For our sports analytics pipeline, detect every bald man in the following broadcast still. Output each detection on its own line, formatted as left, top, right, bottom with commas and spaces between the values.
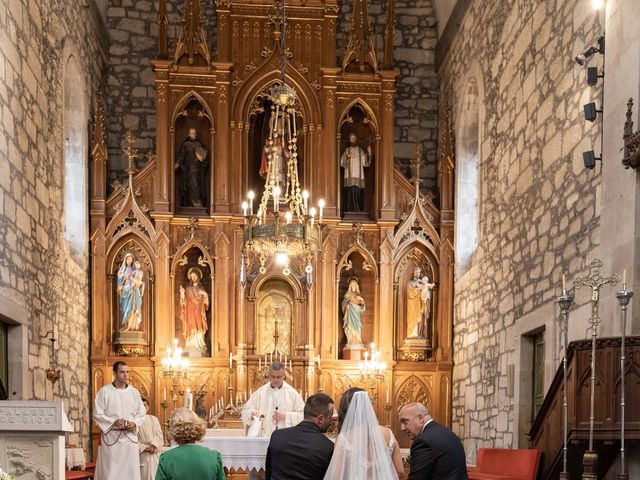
398, 402, 468, 480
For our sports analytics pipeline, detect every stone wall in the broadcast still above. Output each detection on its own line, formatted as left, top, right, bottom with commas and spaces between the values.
337, 0, 439, 190
105, 0, 217, 188
0, 0, 105, 451
439, 0, 602, 460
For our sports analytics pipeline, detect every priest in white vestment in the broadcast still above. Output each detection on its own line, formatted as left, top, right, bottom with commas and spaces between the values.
241, 361, 304, 437
94, 361, 146, 480
138, 397, 164, 480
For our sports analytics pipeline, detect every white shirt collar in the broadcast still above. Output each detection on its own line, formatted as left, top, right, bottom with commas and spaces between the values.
421, 418, 434, 434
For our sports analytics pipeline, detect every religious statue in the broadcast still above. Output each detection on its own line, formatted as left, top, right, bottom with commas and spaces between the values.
117, 253, 144, 331
340, 132, 372, 212
259, 116, 288, 188
342, 277, 365, 346
175, 127, 208, 208
183, 387, 193, 410
406, 268, 435, 338
179, 267, 209, 354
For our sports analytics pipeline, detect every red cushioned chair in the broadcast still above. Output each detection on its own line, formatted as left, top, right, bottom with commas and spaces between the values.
467, 448, 541, 480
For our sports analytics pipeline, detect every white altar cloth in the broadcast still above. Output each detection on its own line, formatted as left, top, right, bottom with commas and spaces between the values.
199, 436, 269, 472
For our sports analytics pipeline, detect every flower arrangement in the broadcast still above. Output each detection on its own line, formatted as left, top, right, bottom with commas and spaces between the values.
0, 467, 15, 480
46, 365, 62, 386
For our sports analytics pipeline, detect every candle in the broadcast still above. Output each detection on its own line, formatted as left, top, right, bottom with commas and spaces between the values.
623, 269, 627, 285
270, 352, 273, 364
242, 201, 248, 216
317, 354, 321, 369
318, 199, 325, 223
248, 190, 255, 215
562, 274, 566, 292
163, 388, 167, 401
302, 190, 309, 212
229, 353, 233, 369
244, 390, 247, 402
289, 359, 292, 371
386, 387, 389, 404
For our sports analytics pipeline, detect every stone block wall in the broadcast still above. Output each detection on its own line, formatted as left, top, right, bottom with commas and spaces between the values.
439, 0, 602, 460
338, 0, 439, 190
0, 0, 105, 451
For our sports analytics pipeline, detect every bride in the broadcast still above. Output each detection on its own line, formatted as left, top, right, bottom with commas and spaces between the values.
324, 388, 404, 479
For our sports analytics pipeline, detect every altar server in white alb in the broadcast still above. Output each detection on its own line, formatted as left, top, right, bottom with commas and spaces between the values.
94, 361, 146, 480
241, 361, 305, 437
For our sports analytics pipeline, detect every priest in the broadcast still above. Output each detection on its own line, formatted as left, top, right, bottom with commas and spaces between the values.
241, 361, 304, 437
94, 361, 146, 480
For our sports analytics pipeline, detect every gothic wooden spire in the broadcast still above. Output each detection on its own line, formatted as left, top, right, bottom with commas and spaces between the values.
383, 0, 395, 70
157, 0, 168, 59
174, 0, 211, 66
342, 0, 378, 73
91, 95, 108, 202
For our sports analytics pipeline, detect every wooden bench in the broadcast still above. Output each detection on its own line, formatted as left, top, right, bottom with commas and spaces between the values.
467, 448, 541, 480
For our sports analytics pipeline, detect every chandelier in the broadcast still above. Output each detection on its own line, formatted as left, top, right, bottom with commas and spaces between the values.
359, 343, 387, 379
240, 0, 324, 279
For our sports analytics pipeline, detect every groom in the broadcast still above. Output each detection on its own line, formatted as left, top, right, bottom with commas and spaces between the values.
265, 393, 335, 480
399, 402, 468, 479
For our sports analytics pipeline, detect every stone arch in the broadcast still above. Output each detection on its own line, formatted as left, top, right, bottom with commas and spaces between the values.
62, 47, 89, 260
454, 67, 484, 275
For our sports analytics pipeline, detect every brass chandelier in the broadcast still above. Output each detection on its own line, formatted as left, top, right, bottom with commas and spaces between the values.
240, 0, 324, 280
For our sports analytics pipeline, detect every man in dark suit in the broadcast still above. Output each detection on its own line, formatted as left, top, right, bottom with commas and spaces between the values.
399, 402, 468, 480
265, 393, 335, 480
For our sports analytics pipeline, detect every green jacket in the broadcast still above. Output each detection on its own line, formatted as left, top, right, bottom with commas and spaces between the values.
155, 444, 226, 480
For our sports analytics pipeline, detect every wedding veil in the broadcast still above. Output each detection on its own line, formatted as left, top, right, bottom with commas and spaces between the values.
323, 391, 397, 479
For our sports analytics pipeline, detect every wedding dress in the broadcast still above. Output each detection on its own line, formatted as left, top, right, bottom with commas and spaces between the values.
323, 391, 398, 479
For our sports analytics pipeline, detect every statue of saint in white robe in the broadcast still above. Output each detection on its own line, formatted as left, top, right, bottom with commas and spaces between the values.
94, 383, 146, 480
241, 381, 304, 436
138, 413, 163, 480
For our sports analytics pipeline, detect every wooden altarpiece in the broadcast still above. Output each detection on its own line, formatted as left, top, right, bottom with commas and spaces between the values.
89, 0, 456, 451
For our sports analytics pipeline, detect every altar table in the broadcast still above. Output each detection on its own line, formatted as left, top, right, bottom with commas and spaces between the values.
199, 436, 269, 472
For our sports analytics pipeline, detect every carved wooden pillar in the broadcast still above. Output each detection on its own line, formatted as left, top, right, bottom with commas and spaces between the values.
151, 60, 171, 213
379, 230, 395, 361
155, 224, 172, 354
379, 72, 398, 220
214, 64, 233, 213
320, 68, 340, 219
216, 1, 231, 62
157, 0, 168, 59
319, 236, 337, 359
215, 232, 231, 357
90, 230, 109, 356
323, 3, 339, 67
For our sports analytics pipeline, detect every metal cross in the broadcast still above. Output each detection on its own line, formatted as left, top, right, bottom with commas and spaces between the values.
574, 258, 619, 331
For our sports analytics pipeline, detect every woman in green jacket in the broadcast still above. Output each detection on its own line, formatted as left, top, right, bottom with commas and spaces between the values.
156, 408, 225, 480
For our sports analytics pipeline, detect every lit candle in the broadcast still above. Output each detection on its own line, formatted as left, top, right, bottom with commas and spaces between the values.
317, 354, 321, 369
309, 207, 316, 227
289, 359, 292, 371
229, 353, 233, 369
163, 388, 167, 402
562, 274, 566, 292
302, 190, 309, 212
285, 211, 293, 224
318, 199, 325, 223
274, 186, 281, 212
248, 190, 255, 215
244, 390, 247, 402
242, 201, 248, 216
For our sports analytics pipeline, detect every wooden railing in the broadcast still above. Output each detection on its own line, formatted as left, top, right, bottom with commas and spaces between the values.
529, 336, 640, 479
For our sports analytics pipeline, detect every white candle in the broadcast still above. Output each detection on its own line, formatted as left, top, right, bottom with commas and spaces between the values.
318, 199, 325, 222
623, 269, 627, 285
302, 190, 309, 212
248, 191, 255, 215
289, 359, 292, 371
562, 274, 566, 292
163, 388, 167, 401
229, 353, 233, 369
317, 354, 321, 369
242, 201, 248, 216
244, 390, 247, 402
270, 352, 273, 364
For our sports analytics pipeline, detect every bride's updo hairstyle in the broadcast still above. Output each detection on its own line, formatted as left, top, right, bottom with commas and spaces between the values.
337, 386, 365, 433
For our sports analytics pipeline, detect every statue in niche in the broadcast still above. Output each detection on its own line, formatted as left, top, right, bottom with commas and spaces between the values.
259, 116, 288, 188
175, 127, 208, 208
340, 132, 372, 212
406, 267, 435, 338
117, 253, 145, 332
342, 277, 365, 346
179, 267, 209, 354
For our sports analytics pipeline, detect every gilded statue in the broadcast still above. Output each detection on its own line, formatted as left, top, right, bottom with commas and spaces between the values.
406, 267, 435, 338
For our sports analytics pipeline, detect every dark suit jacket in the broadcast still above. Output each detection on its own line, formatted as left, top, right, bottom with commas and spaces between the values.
265, 420, 334, 480
408, 421, 468, 480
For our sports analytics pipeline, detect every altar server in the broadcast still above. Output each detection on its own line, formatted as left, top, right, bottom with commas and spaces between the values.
94, 361, 146, 480
241, 361, 305, 437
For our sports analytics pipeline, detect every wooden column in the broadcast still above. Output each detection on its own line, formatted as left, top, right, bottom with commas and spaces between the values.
320, 68, 340, 219
379, 72, 399, 220
151, 60, 171, 213
214, 64, 233, 213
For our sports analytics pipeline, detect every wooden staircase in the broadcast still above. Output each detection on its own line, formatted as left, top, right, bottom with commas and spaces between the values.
528, 337, 640, 479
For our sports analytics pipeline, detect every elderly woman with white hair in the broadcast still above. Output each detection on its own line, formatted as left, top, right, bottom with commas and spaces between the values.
155, 408, 225, 480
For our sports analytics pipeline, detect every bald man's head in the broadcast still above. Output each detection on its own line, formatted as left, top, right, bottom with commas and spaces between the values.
398, 402, 431, 440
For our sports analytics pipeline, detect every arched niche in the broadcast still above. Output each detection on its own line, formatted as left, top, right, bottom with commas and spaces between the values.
247, 81, 305, 201
172, 93, 213, 214
246, 273, 306, 356
107, 236, 155, 355
337, 249, 377, 358
337, 101, 379, 219
393, 245, 439, 351
171, 243, 213, 357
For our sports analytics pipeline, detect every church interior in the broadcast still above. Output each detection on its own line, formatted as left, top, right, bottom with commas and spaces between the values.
1, 0, 639, 478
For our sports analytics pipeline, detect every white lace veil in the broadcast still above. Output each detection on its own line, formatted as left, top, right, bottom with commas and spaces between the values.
323, 391, 398, 479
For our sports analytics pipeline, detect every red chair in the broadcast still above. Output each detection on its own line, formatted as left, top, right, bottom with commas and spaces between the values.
64, 472, 93, 480
467, 448, 541, 480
